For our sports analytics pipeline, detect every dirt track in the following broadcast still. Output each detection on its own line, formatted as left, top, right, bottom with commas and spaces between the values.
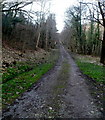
2, 45, 103, 119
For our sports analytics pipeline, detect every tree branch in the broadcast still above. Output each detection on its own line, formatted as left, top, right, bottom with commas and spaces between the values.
1, 1, 32, 12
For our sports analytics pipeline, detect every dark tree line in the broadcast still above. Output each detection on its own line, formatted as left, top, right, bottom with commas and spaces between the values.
1, 0, 58, 51
61, 0, 105, 64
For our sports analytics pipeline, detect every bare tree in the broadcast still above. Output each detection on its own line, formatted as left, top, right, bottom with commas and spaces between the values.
80, 0, 105, 64
35, 0, 51, 50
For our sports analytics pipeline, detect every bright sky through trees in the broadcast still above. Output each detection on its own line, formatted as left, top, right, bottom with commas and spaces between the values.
50, 0, 77, 32
5, 0, 96, 32
5, 0, 77, 32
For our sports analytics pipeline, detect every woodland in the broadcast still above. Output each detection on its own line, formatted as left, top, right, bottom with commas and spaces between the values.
1, 0, 105, 118
61, 0, 105, 65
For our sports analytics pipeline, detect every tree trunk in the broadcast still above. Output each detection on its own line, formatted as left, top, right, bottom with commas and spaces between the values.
100, 28, 105, 64
45, 29, 48, 50
36, 32, 40, 50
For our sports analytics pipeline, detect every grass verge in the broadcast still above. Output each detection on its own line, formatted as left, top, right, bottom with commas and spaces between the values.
3, 64, 33, 83
76, 56, 105, 111
76, 59, 105, 84
2, 49, 59, 109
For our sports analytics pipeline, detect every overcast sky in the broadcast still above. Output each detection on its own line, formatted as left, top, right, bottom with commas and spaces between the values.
50, 0, 78, 32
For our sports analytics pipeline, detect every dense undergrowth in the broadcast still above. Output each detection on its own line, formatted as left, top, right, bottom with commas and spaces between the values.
2, 49, 59, 109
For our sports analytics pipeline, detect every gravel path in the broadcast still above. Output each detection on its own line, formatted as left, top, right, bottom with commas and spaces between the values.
2, 45, 103, 119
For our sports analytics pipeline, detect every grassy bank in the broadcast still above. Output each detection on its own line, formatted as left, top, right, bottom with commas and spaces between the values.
2, 49, 59, 109
76, 56, 105, 84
